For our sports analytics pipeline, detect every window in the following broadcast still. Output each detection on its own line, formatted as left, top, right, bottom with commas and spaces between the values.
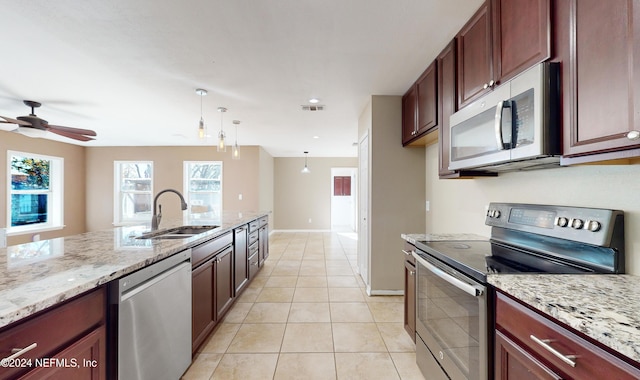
184, 161, 222, 220
7, 151, 64, 235
334, 176, 352, 196
114, 162, 153, 224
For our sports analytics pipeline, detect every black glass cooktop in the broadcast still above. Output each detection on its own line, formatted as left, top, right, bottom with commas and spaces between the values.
413, 239, 600, 283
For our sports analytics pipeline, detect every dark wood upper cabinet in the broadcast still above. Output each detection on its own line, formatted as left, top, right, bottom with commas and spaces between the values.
437, 40, 458, 177
556, 0, 640, 163
457, 0, 550, 108
402, 61, 438, 146
457, 2, 493, 108
416, 62, 438, 136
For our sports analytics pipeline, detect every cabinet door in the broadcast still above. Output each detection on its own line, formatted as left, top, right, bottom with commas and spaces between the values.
457, 1, 493, 108
192, 259, 215, 353
402, 85, 418, 145
495, 330, 562, 380
437, 40, 458, 177
558, 0, 640, 158
234, 226, 248, 295
403, 259, 416, 342
20, 326, 106, 380
492, 0, 550, 84
259, 225, 269, 265
215, 246, 234, 320
416, 61, 438, 136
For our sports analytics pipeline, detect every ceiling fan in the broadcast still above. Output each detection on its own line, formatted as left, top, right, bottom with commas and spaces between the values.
0, 100, 97, 141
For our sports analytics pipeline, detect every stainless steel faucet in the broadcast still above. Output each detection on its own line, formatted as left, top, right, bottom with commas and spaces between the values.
151, 189, 188, 230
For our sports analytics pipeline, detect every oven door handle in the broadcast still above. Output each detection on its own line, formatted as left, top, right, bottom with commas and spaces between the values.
412, 252, 484, 297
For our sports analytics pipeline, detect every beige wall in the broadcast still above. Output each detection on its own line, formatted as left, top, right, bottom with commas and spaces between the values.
85, 145, 268, 231
360, 95, 426, 293
273, 156, 358, 230
424, 144, 640, 275
0, 131, 86, 245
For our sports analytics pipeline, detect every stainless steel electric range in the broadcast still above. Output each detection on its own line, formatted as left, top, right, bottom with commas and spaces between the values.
411, 203, 625, 380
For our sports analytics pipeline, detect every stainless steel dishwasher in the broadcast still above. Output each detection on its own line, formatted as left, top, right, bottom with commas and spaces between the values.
110, 249, 192, 380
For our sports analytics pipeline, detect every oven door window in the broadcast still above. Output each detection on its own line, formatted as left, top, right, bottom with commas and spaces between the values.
416, 256, 487, 380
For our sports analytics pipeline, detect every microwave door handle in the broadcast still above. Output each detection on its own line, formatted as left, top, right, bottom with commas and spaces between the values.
412, 252, 484, 297
494, 100, 510, 150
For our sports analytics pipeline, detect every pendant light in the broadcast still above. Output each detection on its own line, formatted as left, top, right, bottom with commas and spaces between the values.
232, 120, 241, 160
196, 88, 207, 139
301, 151, 310, 173
217, 107, 227, 152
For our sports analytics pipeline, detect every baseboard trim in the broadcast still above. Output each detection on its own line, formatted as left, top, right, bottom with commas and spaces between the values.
367, 289, 404, 296
270, 229, 332, 233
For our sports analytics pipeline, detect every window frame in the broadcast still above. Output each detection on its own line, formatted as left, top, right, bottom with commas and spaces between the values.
183, 161, 223, 221
113, 161, 154, 225
6, 150, 64, 236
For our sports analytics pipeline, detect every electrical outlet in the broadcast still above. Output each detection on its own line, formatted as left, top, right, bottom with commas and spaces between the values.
0, 228, 6, 248
238, 193, 243, 200
308, 218, 312, 224
425, 201, 430, 211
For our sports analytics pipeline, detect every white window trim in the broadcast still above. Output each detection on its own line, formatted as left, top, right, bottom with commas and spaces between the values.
113, 161, 154, 226
183, 161, 223, 223
6, 150, 64, 236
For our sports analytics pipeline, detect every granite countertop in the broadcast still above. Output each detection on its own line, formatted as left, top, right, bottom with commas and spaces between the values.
489, 274, 640, 363
401, 233, 488, 245
0, 211, 269, 329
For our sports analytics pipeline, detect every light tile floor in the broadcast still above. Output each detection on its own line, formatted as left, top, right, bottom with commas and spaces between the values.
182, 231, 425, 380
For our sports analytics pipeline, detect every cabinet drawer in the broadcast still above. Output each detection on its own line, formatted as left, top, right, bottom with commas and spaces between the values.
0, 287, 105, 379
403, 242, 416, 266
259, 216, 268, 227
248, 252, 260, 279
192, 232, 233, 267
248, 230, 259, 246
495, 291, 640, 379
248, 219, 260, 233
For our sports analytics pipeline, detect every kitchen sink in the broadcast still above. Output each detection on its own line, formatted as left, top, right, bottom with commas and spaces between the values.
136, 225, 218, 240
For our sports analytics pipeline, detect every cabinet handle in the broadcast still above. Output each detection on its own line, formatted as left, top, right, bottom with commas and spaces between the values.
489, 79, 495, 87
409, 270, 415, 276
401, 249, 413, 256
627, 130, 640, 140
4, 343, 37, 361
530, 335, 577, 367
251, 261, 259, 266
483, 83, 489, 89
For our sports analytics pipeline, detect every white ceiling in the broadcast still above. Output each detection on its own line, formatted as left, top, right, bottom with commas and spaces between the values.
0, 0, 482, 157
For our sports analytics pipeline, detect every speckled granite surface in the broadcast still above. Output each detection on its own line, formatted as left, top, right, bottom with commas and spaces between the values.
0, 211, 268, 329
401, 233, 487, 244
489, 274, 640, 363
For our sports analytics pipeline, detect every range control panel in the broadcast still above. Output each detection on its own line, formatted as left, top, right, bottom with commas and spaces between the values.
485, 203, 624, 247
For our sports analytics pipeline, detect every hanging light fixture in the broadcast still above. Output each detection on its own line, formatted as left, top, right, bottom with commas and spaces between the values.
196, 88, 207, 140
301, 151, 310, 173
232, 120, 241, 160
217, 107, 227, 152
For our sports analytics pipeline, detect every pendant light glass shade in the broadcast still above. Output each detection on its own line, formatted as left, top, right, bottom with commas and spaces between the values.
196, 88, 207, 140
217, 107, 227, 152
232, 120, 241, 160
301, 151, 310, 173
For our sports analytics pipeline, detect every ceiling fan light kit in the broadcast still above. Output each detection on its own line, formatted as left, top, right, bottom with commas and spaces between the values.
0, 100, 97, 142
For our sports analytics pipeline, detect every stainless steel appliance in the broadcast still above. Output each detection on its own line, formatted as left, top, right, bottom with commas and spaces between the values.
449, 62, 560, 172
412, 203, 625, 380
110, 249, 192, 380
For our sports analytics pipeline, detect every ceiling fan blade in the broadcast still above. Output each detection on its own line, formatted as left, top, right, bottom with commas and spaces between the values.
0, 115, 32, 126
0, 123, 18, 132
47, 124, 97, 137
48, 128, 95, 142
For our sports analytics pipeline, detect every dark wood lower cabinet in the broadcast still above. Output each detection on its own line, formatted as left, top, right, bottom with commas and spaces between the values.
215, 246, 234, 320
191, 258, 215, 353
0, 287, 106, 380
234, 226, 249, 295
495, 291, 640, 379
403, 256, 416, 342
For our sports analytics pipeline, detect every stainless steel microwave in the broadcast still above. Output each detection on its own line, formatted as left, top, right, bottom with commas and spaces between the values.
448, 62, 560, 172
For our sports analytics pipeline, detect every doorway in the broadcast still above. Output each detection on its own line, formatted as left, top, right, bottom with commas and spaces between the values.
330, 167, 357, 232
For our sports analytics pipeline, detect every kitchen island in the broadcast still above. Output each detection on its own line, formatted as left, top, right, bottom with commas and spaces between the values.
0, 211, 269, 329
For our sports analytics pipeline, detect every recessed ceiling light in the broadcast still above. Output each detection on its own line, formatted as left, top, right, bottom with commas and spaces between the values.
313, 136, 320, 139
309, 98, 320, 104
